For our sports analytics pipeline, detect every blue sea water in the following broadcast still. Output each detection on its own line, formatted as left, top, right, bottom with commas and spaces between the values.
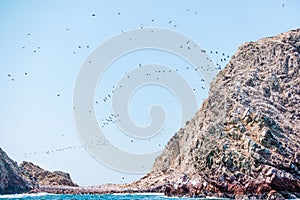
0, 193, 227, 200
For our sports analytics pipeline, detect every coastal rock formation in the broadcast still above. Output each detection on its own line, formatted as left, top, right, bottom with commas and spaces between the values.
0, 148, 33, 194
19, 161, 78, 187
132, 28, 300, 199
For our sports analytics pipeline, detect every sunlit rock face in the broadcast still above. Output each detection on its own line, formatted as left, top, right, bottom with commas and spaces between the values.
19, 161, 78, 187
131, 28, 300, 199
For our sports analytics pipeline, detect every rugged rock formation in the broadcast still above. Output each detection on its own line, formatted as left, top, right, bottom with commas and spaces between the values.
0, 148, 33, 194
19, 161, 78, 187
132, 28, 300, 199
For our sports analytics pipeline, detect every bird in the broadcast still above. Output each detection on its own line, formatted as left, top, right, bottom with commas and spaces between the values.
92, 13, 96, 17
118, 12, 121, 15
168, 20, 172, 24
25, 72, 28, 75
57, 94, 60, 97
8, 74, 11, 77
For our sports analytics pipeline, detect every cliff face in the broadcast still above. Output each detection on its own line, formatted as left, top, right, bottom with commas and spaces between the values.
0, 148, 78, 194
19, 161, 78, 187
133, 29, 300, 199
0, 148, 33, 194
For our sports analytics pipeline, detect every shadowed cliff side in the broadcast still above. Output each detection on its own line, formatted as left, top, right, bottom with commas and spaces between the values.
0, 148, 33, 194
131, 28, 300, 199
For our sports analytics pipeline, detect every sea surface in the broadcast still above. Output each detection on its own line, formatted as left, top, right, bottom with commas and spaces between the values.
0, 193, 228, 200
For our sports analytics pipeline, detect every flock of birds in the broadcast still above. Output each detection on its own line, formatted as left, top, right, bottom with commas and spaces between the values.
8, 9, 233, 157
7, 8, 233, 139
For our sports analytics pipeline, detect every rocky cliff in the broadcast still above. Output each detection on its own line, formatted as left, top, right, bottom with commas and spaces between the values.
0, 148, 78, 194
0, 148, 33, 194
132, 29, 300, 199
19, 161, 78, 187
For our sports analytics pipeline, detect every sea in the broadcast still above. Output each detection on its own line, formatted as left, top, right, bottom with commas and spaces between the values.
0, 193, 228, 200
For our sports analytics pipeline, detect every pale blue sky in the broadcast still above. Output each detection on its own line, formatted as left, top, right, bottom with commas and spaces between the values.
0, 0, 299, 186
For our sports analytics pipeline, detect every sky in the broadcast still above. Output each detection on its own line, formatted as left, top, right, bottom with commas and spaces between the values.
0, 0, 299, 186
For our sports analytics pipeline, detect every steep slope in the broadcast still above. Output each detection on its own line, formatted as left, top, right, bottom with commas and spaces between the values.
132, 29, 300, 199
19, 161, 78, 187
0, 148, 33, 194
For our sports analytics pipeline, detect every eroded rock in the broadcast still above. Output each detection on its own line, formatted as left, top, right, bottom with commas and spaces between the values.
131, 28, 300, 199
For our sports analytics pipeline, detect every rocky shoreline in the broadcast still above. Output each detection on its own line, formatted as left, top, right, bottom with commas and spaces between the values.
28, 184, 164, 195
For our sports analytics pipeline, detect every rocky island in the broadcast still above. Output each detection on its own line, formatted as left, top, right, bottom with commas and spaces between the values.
130, 28, 300, 199
0, 148, 77, 195
1, 28, 300, 199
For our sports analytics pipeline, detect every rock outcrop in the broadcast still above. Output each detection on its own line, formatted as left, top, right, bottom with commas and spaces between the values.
0, 147, 78, 194
132, 28, 300, 199
19, 161, 78, 187
0, 148, 33, 194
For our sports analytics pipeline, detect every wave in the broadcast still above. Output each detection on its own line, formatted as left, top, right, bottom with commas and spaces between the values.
0, 193, 54, 199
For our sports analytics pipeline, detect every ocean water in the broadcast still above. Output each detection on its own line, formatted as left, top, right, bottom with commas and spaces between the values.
0, 193, 227, 200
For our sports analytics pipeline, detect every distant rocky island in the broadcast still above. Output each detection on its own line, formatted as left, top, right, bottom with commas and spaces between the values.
0, 148, 77, 195
1, 28, 300, 199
